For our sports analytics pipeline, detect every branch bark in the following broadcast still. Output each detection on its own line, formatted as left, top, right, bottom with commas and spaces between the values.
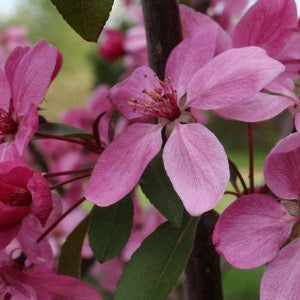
141, 0, 182, 79
185, 211, 223, 300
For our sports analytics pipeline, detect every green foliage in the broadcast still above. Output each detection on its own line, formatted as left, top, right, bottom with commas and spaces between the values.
88, 195, 133, 263
140, 153, 184, 227
115, 215, 198, 300
223, 266, 264, 300
50, 0, 114, 42
58, 214, 92, 278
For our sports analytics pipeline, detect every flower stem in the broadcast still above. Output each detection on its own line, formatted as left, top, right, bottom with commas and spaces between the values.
35, 132, 101, 153
37, 197, 86, 243
50, 173, 91, 190
247, 123, 255, 193
224, 191, 240, 197
228, 159, 248, 194
44, 167, 94, 178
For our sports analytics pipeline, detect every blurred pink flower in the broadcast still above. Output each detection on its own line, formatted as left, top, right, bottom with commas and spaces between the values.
98, 29, 126, 62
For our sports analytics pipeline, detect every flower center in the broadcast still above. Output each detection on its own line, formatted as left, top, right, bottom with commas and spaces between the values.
128, 80, 181, 120
0, 109, 18, 135
0, 182, 32, 207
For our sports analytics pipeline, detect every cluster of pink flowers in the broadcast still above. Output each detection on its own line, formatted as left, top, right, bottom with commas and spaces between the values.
1, 0, 300, 298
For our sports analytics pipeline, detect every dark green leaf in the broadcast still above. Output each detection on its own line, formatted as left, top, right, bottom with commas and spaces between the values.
88, 195, 133, 263
115, 215, 198, 300
58, 214, 92, 278
38, 122, 93, 139
140, 153, 184, 227
50, 0, 114, 42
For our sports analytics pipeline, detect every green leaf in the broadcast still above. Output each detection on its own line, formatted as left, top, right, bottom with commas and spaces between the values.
50, 0, 114, 42
38, 122, 93, 139
115, 215, 198, 300
88, 195, 133, 263
140, 153, 184, 227
58, 213, 92, 278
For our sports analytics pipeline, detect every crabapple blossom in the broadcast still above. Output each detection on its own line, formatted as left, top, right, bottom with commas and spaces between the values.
216, 0, 300, 123
0, 40, 62, 161
213, 132, 300, 300
0, 161, 52, 251
85, 26, 285, 216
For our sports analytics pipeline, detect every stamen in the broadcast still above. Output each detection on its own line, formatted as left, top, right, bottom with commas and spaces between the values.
128, 79, 180, 120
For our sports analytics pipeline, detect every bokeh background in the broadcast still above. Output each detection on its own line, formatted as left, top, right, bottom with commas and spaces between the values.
0, 1, 298, 299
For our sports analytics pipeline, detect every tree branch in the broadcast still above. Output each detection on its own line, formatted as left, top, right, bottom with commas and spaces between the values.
141, 0, 182, 79
185, 211, 223, 300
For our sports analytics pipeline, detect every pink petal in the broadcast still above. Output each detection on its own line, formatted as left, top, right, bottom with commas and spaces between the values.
214, 92, 292, 122
0, 203, 30, 230
11, 41, 60, 115
260, 238, 300, 300
0, 142, 21, 162
27, 172, 52, 226
165, 24, 218, 99
34, 271, 102, 300
14, 104, 39, 155
109, 66, 160, 120
0, 225, 21, 250
163, 122, 229, 216
5, 46, 30, 83
265, 132, 300, 199
0, 69, 11, 112
212, 194, 296, 269
187, 47, 285, 110
233, 0, 297, 57
295, 112, 300, 132
179, 4, 232, 54
85, 123, 163, 206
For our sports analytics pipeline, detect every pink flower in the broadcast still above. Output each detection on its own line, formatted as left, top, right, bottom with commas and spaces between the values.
209, 0, 249, 30
98, 29, 126, 62
216, 0, 300, 123
213, 132, 300, 300
0, 161, 52, 251
0, 260, 102, 299
0, 40, 62, 161
85, 27, 284, 216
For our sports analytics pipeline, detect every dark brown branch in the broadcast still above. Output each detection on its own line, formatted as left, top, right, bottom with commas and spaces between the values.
185, 210, 223, 300
193, 0, 211, 13
141, 0, 182, 79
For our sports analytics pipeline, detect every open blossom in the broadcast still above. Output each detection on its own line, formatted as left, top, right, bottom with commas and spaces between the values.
0, 161, 52, 251
85, 26, 284, 216
216, 0, 300, 124
213, 132, 300, 300
0, 247, 102, 300
0, 40, 62, 161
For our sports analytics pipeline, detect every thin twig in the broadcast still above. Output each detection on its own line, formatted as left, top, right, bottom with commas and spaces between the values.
228, 159, 248, 194
37, 197, 86, 243
44, 167, 94, 178
50, 173, 91, 190
247, 123, 255, 193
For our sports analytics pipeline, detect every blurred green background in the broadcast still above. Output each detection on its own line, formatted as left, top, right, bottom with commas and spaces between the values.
0, 1, 294, 299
